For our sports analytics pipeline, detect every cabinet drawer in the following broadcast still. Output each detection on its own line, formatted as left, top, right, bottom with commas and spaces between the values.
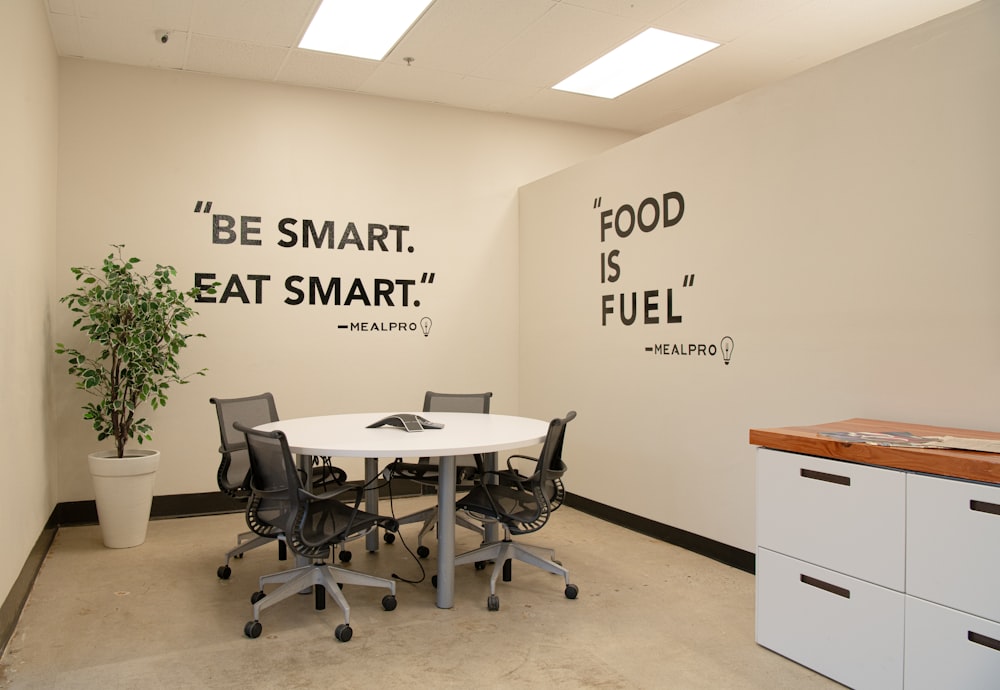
756, 548, 904, 690
756, 448, 905, 589
907, 473, 1000, 622
904, 596, 1000, 690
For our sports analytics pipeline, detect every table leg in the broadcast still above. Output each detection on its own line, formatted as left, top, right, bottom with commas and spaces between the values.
483, 451, 498, 544
436, 454, 456, 609
365, 457, 379, 552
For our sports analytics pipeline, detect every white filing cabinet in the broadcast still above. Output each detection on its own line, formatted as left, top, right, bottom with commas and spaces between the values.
755, 447, 1000, 689
904, 473, 1000, 689
756, 448, 906, 689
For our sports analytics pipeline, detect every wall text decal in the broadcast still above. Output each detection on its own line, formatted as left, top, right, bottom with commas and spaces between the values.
595, 191, 734, 364
598, 191, 686, 326
188, 201, 437, 335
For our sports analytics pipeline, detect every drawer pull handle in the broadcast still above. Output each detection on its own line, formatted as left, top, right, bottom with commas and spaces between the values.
970, 499, 1000, 516
968, 631, 1000, 653
800, 574, 851, 599
800, 468, 851, 486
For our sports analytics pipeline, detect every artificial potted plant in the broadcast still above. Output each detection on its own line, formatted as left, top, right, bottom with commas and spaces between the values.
56, 245, 212, 548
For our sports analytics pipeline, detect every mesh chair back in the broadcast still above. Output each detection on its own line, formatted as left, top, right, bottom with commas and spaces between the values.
423, 391, 492, 467
210, 393, 279, 496
537, 410, 574, 498
422, 390, 492, 414
235, 423, 301, 539
509, 410, 575, 534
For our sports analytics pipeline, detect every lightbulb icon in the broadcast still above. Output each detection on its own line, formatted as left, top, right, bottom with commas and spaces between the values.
420, 317, 432, 337
720, 336, 734, 365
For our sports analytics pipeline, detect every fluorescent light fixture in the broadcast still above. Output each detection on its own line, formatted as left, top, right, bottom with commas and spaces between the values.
299, 0, 434, 61
553, 28, 719, 99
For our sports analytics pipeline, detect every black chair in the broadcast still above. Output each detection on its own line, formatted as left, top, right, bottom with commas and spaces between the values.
454, 411, 579, 611
210, 393, 347, 579
210, 393, 286, 579
235, 422, 398, 642
383, 391, 493, 557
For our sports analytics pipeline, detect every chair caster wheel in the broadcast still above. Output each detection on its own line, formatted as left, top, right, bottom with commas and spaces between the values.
335, 623, 353, 642
474, 560, 486, 571
487, 594, 500, 611
339, 550, 352, 563
417, 545, 430, 559
250, 590, 266, 604
244, 620, 262, 638
565, 584, 579, 599
383, 532, 396, 544
431, 575, 437, 588
217, 565, 231, 580
382, 595, 397, 611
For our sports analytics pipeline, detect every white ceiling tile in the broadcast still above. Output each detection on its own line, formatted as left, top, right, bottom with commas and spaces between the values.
278, 50, 379, 92
391, 0, 554, 73
76, 0, 195, 28
472, 2, 643, 86
190, 0, 315, 45
185, 35, 288, 82
562, 0, 687, 23
654, 0, 809, 42
77, 16, 186, 69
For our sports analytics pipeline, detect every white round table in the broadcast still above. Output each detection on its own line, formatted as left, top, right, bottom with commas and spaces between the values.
256, 412, 549, 608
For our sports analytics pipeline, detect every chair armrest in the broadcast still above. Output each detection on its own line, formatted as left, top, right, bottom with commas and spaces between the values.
497, 454, 539, 487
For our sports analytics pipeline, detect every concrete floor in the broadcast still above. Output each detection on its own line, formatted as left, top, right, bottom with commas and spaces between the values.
0, 496, 839, 689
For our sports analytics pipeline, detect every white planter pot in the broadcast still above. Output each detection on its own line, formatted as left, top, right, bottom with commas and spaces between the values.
87, 449, 160, 548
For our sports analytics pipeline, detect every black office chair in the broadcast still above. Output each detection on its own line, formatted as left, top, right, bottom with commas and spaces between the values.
210, 393, 348, 579
383, 391, 493, 558
454, 411, 579, 611
235, 422, 398, 642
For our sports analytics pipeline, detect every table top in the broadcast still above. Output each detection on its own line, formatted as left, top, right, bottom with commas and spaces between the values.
749, 417, 1000, 485
256, 412, 550, 457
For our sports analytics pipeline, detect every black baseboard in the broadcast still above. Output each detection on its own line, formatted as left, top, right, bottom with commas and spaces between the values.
46, 479, 426, 529
0, 526, 55, 658
46, 492, 244, 528
564, 493, 755, 574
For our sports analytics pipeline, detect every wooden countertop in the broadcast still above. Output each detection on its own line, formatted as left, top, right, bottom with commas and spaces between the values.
749, 418, 1000, 485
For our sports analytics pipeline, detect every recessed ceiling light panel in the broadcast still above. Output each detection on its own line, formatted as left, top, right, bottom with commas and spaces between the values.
553, 28, 719, 99
299, 0, 434, 61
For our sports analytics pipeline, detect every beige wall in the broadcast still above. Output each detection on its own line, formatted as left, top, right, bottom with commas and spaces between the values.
0, 0, 59, 605
51, 60, 633, 502
519, 0, 1000, 551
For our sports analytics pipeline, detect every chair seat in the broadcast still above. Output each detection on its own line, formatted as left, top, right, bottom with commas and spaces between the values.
457, 484, 543, 529
293, 494, 392, 559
